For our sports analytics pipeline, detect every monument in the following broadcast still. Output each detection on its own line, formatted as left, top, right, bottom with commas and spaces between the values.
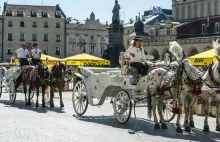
106, 0, 124, 67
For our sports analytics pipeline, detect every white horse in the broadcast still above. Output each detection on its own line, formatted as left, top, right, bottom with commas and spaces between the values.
136, 41, 202, 133
184, 39, 220, 132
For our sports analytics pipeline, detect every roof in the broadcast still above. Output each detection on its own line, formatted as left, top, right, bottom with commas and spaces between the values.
3, 3, 65, 18
162, 9, 172, 15
67, 20, 107, 31
63, 53, 107, 61
145, 14, 167, 25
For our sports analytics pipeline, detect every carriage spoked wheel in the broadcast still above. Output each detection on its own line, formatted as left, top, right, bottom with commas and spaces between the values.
72, 80, 88, 116
162, 99, 176, 122
0, 81, 2, 98
9, 80, 16, 104
113, 90, 132, 124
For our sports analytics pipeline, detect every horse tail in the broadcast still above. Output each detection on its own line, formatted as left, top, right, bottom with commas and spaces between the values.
147, 86, 152, 119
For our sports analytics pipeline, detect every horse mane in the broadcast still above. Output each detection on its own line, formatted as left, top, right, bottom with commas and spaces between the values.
169, 41, 183, 61
213, 39, 220, 57
183, 62, 200, 80
51, 62, 66, 79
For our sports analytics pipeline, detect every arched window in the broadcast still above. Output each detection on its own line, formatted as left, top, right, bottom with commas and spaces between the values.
17, 10, 24, 16
215, 0, 218, 15
42, 11, 48, 17
194, 4, 197, 18
182, 6, 185, 20
176, 7, 179, 20
201, 3, 204, 17
31, 10, 37, 17
188, 5, 191, 19
7, 9, 13, 16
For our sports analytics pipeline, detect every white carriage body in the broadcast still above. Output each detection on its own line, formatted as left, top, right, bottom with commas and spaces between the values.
75, 66, 141, 106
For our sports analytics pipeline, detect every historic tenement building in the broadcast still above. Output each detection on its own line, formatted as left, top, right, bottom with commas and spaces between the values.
2, 3, 66, 62
0, 15, 2, 62
172, 0, 220, 22
66, 12, 108, 57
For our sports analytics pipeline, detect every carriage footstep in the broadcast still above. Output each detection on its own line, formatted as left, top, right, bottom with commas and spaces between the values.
128, 129, 136, 134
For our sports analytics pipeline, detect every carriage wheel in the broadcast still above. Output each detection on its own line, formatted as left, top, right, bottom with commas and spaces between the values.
113, 90, 132, 124
9, 80, 16, 104
72, 80, 88, 116
162, 99, 175, 122
0, 81, 2, 98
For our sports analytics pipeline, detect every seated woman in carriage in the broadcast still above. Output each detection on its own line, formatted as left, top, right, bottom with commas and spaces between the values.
125, 36, 149, 77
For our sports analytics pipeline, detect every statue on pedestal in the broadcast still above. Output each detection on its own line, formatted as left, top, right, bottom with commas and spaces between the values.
112, 0, 120, 23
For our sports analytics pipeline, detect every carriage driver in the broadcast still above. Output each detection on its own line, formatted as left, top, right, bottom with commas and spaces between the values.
15, 43, 29, 67
30, 43, 42, 65
125, 36, 149, 77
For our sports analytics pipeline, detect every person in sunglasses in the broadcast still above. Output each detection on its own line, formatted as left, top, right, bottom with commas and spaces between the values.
30, 43, 42, 65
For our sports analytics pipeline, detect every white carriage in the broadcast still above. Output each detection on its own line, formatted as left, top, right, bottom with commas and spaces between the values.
72, 53, 175, 124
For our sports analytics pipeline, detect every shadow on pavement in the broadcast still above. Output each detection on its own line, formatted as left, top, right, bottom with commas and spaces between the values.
0, 99, 66, 114
76, 115, 220, 142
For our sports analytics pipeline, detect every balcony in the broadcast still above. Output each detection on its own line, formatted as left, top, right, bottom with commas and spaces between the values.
20, 39, 25, 41
8, 24, 13, 27
56, 26, 60, 28
90, 39, 95, 43
44, 39, 49, 41
32, 39, 37, 41
56, 40, 61, 42
44, 25, 48, 28
8, 39, 13, 41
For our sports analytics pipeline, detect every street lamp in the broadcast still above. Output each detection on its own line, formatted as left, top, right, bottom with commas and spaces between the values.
77, 37, 87, 53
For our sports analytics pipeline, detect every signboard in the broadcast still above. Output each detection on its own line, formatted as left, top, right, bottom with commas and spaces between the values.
188, 57, 216, 66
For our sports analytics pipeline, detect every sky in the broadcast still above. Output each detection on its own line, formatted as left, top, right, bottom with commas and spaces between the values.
0, 0, 172, 23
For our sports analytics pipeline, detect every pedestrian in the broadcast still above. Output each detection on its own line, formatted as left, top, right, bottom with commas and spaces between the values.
125, 36, 149, 77
30, 43, 42, 65
15, 43, 29, 67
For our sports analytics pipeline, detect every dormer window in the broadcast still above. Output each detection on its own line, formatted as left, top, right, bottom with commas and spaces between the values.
17, 10, 24, 16
6, 9, 13, 16
55, 11, 61, 18
31, 10, 37, 17
42, 11, 48, 17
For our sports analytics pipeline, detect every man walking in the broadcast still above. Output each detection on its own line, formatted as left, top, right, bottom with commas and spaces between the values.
30, 43, 42, 65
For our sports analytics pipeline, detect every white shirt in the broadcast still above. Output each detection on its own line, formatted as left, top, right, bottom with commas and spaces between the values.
125, 46, 147, 63
16, 48, 29, 58
31, 48, 41, 59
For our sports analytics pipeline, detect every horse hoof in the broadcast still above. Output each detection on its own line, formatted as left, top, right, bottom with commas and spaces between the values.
42, 104, 46, 108
25, 102, 31, 106
50, 104, 54, 108
216, 125, 220, 132
162, 123, 168, 129
185, 126, 191, 133
154, 124, 160, 129
189, 122, 195, 128
203, 125, 209, 132
60, 104, 64, 108
35, 104, 39, 108
176, 126, 183, 133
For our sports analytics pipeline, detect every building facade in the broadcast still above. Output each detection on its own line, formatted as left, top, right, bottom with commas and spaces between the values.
66, 12, 108, 57
2, 3, 66, 62
0, 15, 2, 62
172, 0, 220, 22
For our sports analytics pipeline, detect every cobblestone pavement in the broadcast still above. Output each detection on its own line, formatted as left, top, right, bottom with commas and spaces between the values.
0, 90, 219, 142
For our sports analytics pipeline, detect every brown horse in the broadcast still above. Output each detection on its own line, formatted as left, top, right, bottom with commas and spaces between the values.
49, 62, 67, 108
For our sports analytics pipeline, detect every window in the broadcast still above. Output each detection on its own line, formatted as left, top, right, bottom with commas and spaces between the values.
8, 21, 13, 27
202, 24, 206, 34
7, 46, 13, 55
32, 34, 37, 41
91, 36, 94, 40
44, 47, 48, 54
215, 1, 218, 15
44, 22, 49, 27
44, 34, 49, 41
182, 6, 185, 20
31, 10, 37, 17
194, 5, 197, 18
17, 10, 24, 16
42, 11, 48, 17
20, 21, 25, 27
156, 29, 159, 37
8, 33, 12, 41
188, 5, 191, 19
55, 11, 61, 18
20, 33, 25, 41
32, 22, 37, 27
101, 46, 104, 54
101, 36, 105, 41
71, 45, 75, 53
201, 3, 204, 17
167, 27, 170, 35
90, 46, 95, 54
6, 9, 13, 16
56, 22, 60, 28
216, 22, 220, 33
127, 30, 129, 34
56, 47, 60, 55
56, 35, 61, 42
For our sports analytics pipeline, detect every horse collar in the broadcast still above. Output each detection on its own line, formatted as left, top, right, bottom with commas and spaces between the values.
208, 65, 220, 86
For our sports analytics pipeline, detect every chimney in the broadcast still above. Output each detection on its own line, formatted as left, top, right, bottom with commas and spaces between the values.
106, 21, 108, 25
136, 16, 138, 21
142, 15, 145, 21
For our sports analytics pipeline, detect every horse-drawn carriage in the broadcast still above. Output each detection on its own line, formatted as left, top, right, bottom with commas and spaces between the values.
72, 52, 176, 124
